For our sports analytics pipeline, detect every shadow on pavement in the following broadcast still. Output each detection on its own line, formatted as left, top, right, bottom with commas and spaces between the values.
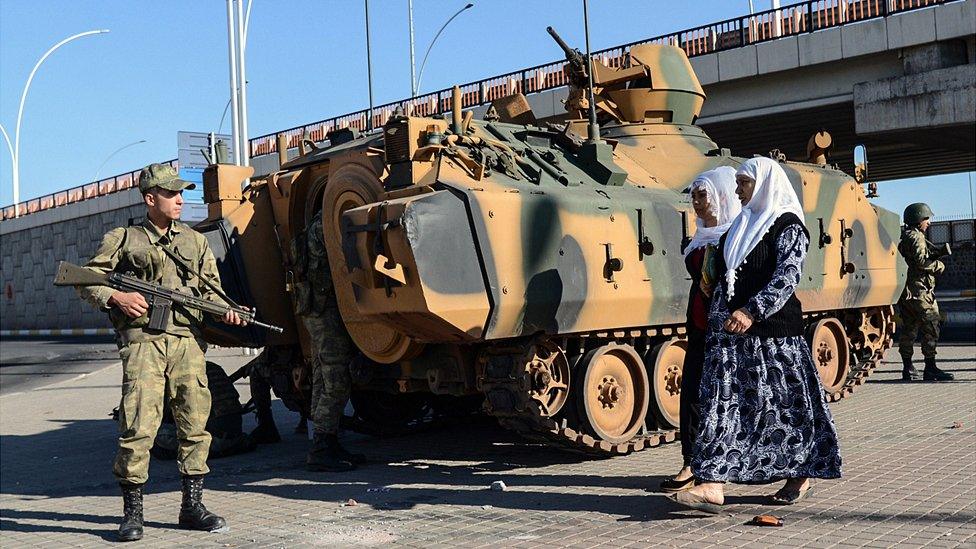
0, 509, 175, 541
0, 405, 697, 523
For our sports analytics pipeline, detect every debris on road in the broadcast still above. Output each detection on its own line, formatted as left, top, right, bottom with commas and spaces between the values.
747, 515, 784, 527
489, 480, 507, 491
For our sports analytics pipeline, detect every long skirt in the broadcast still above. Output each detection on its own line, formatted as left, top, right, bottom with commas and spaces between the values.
691, 331, 842, 484
679, 327, 705, 467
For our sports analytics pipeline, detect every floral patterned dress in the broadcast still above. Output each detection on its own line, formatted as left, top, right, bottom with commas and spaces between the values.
691, 225, 842, 483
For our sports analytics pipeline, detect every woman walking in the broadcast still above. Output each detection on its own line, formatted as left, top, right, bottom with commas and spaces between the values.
660, 166, 740, 493
672, 157, 842, 514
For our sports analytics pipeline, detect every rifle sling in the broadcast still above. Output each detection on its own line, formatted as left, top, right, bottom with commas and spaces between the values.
153, 238, 241, 310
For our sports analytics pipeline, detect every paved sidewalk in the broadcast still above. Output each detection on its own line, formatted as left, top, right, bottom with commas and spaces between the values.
1, 343, 974, 548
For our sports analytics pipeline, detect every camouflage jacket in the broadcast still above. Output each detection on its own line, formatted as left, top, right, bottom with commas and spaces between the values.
78, 217, 228, 341
290, 215, 337, 315
897, 226, 944, 301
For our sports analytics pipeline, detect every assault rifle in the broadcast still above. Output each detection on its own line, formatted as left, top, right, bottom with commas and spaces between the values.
53, 261, 283, 334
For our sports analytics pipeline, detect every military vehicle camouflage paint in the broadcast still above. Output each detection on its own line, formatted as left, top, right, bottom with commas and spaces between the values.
205, 39, 904, 454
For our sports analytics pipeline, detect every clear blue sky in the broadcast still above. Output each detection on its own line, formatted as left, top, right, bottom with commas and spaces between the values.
1, 0, 973, 219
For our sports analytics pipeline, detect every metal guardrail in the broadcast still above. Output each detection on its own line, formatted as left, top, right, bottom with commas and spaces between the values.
928, 218, 976, 245
1, 0, 954, 221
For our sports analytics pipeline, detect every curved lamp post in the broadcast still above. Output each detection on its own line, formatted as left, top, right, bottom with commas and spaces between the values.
93, 139, 147, 184
1, 29, 109, 216
413, 3, 474, 96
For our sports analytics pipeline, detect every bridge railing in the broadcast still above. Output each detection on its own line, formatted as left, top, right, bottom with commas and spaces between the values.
2, 0, 955, 221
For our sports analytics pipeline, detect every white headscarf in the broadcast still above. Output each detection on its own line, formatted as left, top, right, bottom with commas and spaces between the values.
684, 166, 741, 258
723, 157, 805, 298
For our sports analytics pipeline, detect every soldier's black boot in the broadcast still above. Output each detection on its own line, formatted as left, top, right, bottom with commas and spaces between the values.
923, 357, 954, 381
250, 408, 281, 444
330, 434, 367, 465
306, 433, 356, 472
118, 483, 144, 542
178, 475, 226, 531
901, 356, 921, 381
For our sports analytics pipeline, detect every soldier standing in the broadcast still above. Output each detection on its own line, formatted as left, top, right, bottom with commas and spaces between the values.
78, 163, 245, 541
294, 214, 365, 471
897, 202, 953, 382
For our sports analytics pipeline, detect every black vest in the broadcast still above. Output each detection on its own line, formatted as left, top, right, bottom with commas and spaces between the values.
717, 213, 808, 338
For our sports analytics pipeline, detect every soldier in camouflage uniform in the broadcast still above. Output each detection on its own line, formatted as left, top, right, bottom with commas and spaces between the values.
897, 202, 953, 382
294, 214, 365, 471
78, 164, 245, 541
246, 346, 310, 444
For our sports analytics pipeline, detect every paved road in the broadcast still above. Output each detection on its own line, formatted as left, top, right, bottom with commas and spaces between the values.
0, 335, 974, 547
0, 336, 118, 397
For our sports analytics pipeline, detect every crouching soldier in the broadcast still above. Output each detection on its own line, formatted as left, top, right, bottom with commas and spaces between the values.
77, 163, 246, 541
897, 202, 953, 382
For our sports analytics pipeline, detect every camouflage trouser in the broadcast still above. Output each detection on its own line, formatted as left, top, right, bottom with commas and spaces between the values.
898, 295, 941, 360
114, 334, 211, 485
302, 307, 354, 435
247, 349, 274, 415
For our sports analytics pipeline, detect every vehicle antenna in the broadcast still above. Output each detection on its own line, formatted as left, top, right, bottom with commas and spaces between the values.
582, 0, 600, 143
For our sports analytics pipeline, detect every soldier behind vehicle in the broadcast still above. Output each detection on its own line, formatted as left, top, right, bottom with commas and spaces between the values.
76, 163, 246, 541
292, 214, 366, 471
897, 202, 954, 382
246, 346, 311, 443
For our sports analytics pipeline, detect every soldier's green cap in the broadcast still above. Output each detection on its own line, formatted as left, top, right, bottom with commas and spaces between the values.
138, 163, 196, 193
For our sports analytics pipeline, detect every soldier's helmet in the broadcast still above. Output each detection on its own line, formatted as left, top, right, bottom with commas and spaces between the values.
903, 202, 934, 227
138, 163, 196, 194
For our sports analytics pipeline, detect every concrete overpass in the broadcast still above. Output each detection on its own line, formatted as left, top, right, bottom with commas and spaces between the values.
694, 0, 975, 181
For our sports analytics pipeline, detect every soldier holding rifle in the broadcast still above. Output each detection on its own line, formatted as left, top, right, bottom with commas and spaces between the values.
897, 202, 954, 382
72, 163, 246, 542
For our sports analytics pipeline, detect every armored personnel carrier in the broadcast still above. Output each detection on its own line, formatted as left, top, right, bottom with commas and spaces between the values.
198, 30, 903, 455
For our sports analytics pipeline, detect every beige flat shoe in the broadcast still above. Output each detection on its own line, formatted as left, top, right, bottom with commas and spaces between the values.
670, 491, 723, 514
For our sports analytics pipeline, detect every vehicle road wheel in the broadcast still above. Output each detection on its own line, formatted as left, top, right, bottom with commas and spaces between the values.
807, 318, 850, 394
647, 338, 686, 430
576, 343, 649, 445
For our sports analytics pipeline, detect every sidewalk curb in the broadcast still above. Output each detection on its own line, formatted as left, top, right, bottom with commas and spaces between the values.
1, 328, 114, 337
936, 289, 976, 298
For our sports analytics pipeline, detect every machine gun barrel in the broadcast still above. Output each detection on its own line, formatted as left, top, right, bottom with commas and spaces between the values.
546, 26, 588, 84
546, 26, 576, 59
53, 261, 284, 333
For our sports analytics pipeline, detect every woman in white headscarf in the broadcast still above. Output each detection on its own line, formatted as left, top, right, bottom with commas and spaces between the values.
672, 157, 841, 514
660, 166, 740, 493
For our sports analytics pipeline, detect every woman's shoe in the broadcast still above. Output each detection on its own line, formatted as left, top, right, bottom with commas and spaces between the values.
659, 476, 696, 493
670, 491, 723, 514
770, 485, 813, 505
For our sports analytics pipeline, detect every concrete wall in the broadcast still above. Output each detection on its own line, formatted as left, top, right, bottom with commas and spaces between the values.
0, 190, 146, 331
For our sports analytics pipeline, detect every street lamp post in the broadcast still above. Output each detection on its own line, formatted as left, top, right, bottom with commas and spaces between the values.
408, 0, 417, 97
0, 29, 109, 216
366, 0, 375, 131
93, 140, 147, 184
225, 0, 253, 169
412, 3, 474, 96
225, 0, 242, 166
